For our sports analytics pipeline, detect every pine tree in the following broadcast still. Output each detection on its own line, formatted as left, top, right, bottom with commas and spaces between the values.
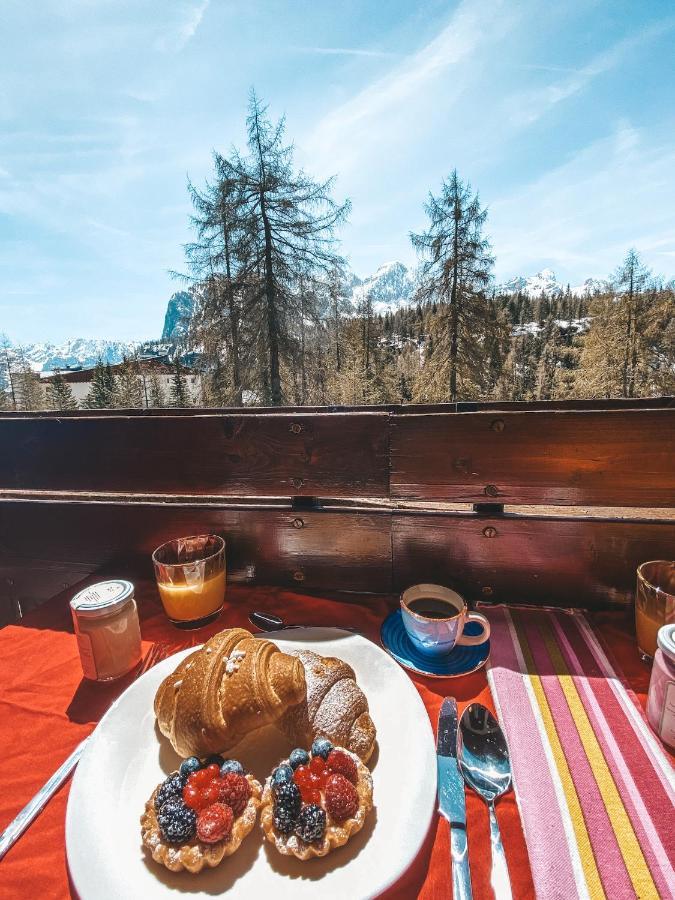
410, 171, 500, 401
84, 360, 115, 408
169, 359, 191, 407
46, 373, 78, 410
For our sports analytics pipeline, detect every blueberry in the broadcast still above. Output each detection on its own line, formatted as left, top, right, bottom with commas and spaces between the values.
179, 757, 202, 778
295, 804, 326, 843
271, 764, 294, 790
204, 754, 225, 768
273, 782, 301, 819
289, 748, 310, 770
311, 737, 333, 760
220, 759, 245, 777
154, 772, 186, 812
157, 798, 197, 844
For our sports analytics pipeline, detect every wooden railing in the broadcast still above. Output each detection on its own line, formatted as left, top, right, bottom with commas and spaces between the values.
1, 398, 673, 624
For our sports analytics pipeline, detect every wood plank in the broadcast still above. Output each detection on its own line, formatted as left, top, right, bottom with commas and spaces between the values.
390, 409, 675, 506
392, 513, 675, 607
0, 412, 389, 498
0, 501, 392, 623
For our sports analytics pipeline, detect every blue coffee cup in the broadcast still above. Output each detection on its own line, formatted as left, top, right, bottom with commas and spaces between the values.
400, 584, 490, 658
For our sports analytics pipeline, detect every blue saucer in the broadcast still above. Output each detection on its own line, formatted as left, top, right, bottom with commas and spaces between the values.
380, 609, 490, 678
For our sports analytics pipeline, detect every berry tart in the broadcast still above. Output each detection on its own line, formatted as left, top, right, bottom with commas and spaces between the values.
141, 755, 262, 873
260, 738, 374, 860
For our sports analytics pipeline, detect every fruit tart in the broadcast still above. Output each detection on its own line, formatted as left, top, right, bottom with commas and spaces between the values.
141, 754, 262, 873
260, 738, 374, 860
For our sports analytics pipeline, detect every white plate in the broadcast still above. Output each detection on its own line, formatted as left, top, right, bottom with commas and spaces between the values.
66, 628, 437, 900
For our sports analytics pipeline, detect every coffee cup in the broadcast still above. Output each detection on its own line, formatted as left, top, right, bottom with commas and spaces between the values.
400, 584, 490, 658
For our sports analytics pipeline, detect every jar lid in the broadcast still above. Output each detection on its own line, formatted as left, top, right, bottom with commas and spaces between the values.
656, 623, 675, 661
70, 580, 134, 619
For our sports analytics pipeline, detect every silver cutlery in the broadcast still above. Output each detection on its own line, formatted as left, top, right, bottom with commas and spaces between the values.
437, 697, 473, 900
0, 641, 176, 862
249, 610, 360, 634
458, 703, 513, 900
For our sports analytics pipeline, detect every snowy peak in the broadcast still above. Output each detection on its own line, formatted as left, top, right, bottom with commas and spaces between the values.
350, 261, 415, 314
498, 268, 562, 297
498, 269, 605, 298
10, 339, 141, 374
162, 290, 195, 341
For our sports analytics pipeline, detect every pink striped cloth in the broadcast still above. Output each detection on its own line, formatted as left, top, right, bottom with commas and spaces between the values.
483, 605, 675, 900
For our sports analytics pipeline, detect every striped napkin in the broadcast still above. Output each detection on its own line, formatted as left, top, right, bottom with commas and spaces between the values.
484, 605, 675, 900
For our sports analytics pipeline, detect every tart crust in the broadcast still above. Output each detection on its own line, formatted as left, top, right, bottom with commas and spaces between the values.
141, 773, 262, 873
260, 748, 373, 860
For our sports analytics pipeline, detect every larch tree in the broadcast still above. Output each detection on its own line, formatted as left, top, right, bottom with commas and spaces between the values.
13, 348, 43, 410
46, 373, 78, 410
0, 334, 16, 409
221, 91, 350, 405
410, 170, 499, 401
84, 361, 115, 408
116, 357, 144, 408
148, 371, 167, 408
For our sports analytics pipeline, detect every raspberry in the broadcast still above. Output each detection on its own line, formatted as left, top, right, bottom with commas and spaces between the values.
196, 802, 233, 844
218, 772, 251, 816
324, 773, 359, 821
326, 749, 358, 784
295, 804, 326, 843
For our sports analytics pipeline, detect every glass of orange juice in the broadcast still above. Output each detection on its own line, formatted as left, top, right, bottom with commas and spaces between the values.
152, 534, 226, 629
635, 560, 675, 660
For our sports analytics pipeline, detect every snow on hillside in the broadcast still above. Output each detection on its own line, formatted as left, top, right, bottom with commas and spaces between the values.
497, 268, 605, 298
8, 338, 141, 374
350, 261, 416, 314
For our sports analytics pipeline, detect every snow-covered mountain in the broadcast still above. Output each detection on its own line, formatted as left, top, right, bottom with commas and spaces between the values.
9, 338, 141, 374
497, 268, 605, 298
350, 261, 415, 314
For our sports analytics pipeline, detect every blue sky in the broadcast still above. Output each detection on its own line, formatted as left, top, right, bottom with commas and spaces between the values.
1, 0, 674, 343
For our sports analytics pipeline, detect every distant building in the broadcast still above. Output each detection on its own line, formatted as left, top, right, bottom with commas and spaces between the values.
40, 357, 202, 407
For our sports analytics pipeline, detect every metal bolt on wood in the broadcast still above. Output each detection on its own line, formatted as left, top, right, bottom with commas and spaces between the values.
485, 484, 499, 497
491, 419, 505, 432
483, 526, 498, 538
289, 423, 303, 434
292, 518, 304, 529
482, 586, 494, 598
293, 570, 305, 582
292, 477, 305, 489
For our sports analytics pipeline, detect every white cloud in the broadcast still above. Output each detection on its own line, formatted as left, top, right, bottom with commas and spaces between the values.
489, 122, 675, 281
155, 0, 209, 52
291, 46, 395, 58
506, 18, 675, 127
302, 0, 515, 176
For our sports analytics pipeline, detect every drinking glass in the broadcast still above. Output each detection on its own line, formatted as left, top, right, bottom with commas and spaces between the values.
152, 534, 225, 629
635, 560, 675, 660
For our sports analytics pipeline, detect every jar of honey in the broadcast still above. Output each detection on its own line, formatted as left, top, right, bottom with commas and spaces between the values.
70, 580, 142, 681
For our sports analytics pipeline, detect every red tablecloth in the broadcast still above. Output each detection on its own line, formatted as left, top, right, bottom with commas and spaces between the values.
0, 581, 649, 899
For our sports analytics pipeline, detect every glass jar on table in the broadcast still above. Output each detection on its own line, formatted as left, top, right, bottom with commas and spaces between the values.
152, 534, 226, 630
635, 560, 675, 660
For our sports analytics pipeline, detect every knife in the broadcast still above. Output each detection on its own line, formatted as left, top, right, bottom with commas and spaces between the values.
437, 697, 473, 900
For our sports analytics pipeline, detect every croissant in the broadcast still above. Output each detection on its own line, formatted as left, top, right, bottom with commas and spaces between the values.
154, 628, 306, 758
277, 649, 377, 763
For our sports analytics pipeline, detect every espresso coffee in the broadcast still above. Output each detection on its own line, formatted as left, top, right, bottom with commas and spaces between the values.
407, 597, 458, 619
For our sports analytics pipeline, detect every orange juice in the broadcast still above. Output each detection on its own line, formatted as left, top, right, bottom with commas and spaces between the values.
157, 569, 226, 622
636, 604, 664, 660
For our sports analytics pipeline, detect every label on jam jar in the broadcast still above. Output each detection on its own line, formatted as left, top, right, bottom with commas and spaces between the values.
75, 631, 98, 680
659, 682, 675, 747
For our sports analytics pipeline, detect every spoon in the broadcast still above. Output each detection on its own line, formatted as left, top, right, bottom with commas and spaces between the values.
248, 611, 360, 634
458, 703, 513, 900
